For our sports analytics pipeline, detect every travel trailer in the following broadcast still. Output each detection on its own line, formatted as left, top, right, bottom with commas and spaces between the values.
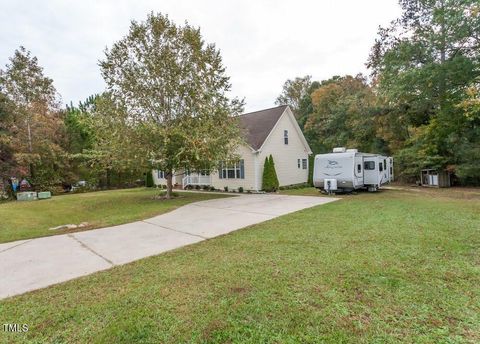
313, 148, 393, 193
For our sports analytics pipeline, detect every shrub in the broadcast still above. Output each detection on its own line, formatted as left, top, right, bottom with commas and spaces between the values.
308, 155, 314, 186
262, 155, 279, 192
155, 191, 180, 198
195, 185, 200, 190
145, 171, 154, 187
238, 186, 244, 193
224, 186, 229, 192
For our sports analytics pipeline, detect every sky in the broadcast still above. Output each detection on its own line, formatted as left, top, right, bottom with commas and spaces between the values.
0, 0, 401, 112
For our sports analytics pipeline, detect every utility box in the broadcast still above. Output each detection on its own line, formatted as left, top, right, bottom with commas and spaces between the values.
16, 191, 37, 201
37, 191, 52, 200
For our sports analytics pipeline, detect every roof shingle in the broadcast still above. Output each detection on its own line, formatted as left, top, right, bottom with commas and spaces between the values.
238, 105, 288, 150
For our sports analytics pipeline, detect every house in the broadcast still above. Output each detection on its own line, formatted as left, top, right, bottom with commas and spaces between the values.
152, 105, 312, 191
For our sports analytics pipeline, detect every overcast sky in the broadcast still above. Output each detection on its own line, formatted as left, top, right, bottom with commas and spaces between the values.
1, 0, 401, 112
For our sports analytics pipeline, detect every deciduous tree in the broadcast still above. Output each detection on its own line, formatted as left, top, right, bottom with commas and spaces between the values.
0, 47, 67, 189
368, 0, 480, 182
275, 76, 312, 118
100, 13, 243, 198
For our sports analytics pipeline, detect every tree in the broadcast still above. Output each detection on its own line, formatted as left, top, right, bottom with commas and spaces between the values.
269, 155, 279, 191
454, 86, 480, 184
368, 0, 480, 182
307, 155, 314, 186
304, 75, 384, 154
65, 95, 98, 155
296, 80, 321, 130
262, 155, 279, 192
262, 157, 271, 191
0, 47, 67, 189
81, 93, 145, 188
64, 94, 121, 187
0, 92, 16, 191
100, 13, 243, 198
275, 76, 312, 118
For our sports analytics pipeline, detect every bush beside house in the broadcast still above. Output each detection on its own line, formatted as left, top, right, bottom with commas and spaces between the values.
262, 155, 279, 192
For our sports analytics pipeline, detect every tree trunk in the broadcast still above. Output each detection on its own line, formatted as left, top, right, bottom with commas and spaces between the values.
165, 171, 173, 199
26, 119, 35, 180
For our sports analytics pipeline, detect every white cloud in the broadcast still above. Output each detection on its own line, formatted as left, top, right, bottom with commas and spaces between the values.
0, 0, 401, 112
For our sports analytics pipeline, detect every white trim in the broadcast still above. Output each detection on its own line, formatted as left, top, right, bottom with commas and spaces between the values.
253, 151, 261, 191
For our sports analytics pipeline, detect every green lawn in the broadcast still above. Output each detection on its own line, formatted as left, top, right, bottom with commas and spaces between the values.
1, 189, 479, 343
0, 188, 228, 244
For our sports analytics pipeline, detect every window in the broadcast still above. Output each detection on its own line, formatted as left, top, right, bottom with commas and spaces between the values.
297, 159, 301, 168
357, 164, 361, 173
157, 170, 165, 179
218, 160, 244, 179
302, 158, 307, 170
364, 161, 375, 170
379, 162, 383, 172
284, 130, 289, 145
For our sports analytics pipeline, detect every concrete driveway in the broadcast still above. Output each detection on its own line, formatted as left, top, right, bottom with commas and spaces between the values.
0, 193, 338, 299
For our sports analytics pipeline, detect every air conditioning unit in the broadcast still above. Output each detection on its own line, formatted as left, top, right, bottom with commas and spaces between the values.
332, 147, 346, 153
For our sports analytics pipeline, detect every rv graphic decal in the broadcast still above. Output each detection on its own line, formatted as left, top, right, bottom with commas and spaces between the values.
323, 160, 342, 176
325, 160, 342, 169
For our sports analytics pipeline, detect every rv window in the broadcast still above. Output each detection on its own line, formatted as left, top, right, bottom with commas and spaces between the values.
364, 161, 375, 170
379, 162, 383, 172
384, 159, 387, 167
357, 164, 361, 173
284, 130, 288, 145
302, 159, 307, 169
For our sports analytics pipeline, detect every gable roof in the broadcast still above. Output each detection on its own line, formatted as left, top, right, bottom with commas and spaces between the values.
238, 105, 288, 150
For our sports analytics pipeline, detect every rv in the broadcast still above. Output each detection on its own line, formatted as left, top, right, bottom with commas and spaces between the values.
313, 147, 393, 193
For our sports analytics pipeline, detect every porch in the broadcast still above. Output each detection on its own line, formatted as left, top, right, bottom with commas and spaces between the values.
182, 174, 211, 189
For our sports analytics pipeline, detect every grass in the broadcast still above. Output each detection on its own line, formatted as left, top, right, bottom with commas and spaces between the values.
1, 188, 479, 343
0, 188, 228, 244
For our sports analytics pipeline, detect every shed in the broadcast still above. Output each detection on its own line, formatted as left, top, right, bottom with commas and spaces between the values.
420, 169, 451, 188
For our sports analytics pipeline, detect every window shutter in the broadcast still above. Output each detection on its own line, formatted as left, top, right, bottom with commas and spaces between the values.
240, 160, 245, 179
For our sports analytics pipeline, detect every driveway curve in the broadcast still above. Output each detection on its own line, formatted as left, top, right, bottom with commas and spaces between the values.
0, 193, 338, 299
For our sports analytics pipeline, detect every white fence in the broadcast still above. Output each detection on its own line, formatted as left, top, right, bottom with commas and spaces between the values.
182, 175, 211, 189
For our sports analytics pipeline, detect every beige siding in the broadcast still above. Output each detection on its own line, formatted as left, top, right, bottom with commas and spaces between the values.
211, 144, 257, 191
152, 170, 165, 185
152, 170, 183, 186
258, 109, 310, 188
